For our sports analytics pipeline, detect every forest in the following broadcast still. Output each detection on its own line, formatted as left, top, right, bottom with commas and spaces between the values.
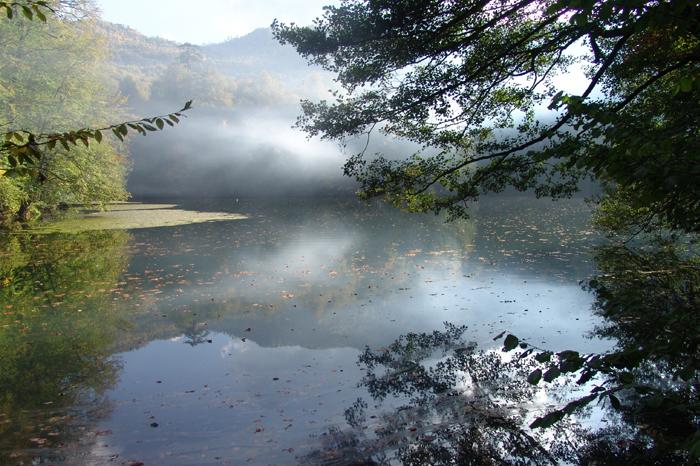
0, 1, 698, 465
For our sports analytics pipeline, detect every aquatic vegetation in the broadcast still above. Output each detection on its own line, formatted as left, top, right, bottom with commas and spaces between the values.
27, 203, 248, 233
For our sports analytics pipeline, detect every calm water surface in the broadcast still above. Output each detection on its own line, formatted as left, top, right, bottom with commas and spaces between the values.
0, 197, 610, 465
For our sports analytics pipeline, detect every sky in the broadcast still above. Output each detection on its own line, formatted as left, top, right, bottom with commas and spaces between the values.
96, 0, 334, 44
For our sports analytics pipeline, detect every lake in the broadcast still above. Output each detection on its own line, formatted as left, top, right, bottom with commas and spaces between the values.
0, 197, 611, 465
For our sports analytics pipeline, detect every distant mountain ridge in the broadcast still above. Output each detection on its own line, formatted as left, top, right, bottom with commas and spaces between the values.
98, 21, 310, 80
202, 28, 308, 76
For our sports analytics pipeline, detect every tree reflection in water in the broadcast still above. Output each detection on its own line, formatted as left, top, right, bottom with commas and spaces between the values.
0, 231, 131, 463
302, 241, 698, 465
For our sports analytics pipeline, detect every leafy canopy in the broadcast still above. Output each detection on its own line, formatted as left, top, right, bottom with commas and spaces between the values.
273, 0, 700, 230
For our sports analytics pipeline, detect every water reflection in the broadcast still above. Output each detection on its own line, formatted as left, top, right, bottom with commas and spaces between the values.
580, 241, 698, 464
121, 198, 602, 351
299, 239, 697, 465
299, 324, 578, 466
0, 198, 608, 464
91, 333, 363, 465
0, 231, 131, 464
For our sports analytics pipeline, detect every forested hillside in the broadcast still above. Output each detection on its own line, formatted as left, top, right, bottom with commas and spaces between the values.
99, 23, 317, 111
96, 22, 352, 199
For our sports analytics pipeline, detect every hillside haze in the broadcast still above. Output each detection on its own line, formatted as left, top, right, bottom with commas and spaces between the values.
99, 22, 354, 199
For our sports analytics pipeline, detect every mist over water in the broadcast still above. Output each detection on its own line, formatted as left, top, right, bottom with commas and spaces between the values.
102, 24, 360, 199
126, 110, 357, 199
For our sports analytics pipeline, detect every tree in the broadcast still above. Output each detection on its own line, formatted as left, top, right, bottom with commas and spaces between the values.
313, 309, 695, 464
273, 0, 700, 232
149, 46, 237, 108
0, 0, 191, 223
0, 229, 131, 461
274, 2, 700, 460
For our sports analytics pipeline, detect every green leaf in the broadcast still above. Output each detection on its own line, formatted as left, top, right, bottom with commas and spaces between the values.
503, 334, 519, 351
677, 366, 695, 381
609, 394, 621, 410
94, 130, 102, 143
576, 370, 596, 385
535, 352, 552, 363
518, 348, 534, 360
688, 431, 700, 462
4, 168, 21, 178
562, 393, 598, 415
21, 5, 32, 19
156, 118, 165, 130
680, 76, 693, 93
528, 369, 542, 385
530, 410, 565, 429
558, 350, 579, 361
559, 358, 582, 373
543, 366, 561, 382
619, 371, 634, 384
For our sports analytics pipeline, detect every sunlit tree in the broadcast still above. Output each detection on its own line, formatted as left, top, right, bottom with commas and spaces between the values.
0, 0, 190, 222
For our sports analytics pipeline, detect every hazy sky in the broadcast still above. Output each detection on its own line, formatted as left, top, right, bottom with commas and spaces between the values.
96, 0, 334, 44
